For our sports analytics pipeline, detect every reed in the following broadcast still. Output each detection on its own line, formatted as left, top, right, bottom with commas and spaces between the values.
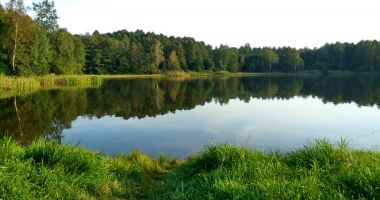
0, 75, 103, 98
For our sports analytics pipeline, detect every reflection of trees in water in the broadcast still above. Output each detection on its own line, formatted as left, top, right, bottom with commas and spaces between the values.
14, 97, 24, 139
1, 75, 380, 144
44, 118, 65, 144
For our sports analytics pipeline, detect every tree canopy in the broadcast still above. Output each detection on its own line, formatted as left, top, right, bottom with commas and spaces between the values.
0, 0, 84, 75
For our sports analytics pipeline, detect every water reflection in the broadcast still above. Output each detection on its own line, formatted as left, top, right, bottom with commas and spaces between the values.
1, 75, 380, 157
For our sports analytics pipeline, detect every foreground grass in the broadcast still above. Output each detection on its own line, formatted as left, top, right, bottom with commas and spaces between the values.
0, 137, 179, 199
1, 138, 379, 199
156, 141, 380, 200
0, 75, 103, 98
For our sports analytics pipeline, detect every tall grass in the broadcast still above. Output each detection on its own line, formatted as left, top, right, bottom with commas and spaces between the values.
0, 75, 103, 98
0, 137, 179, 199
38, 75, 102, 87
0, 138, 379, 199
0, 75, 40, 95
155, 140, 380, 199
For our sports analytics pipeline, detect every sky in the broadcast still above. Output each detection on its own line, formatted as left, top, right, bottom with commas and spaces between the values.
4, 0, 380, 48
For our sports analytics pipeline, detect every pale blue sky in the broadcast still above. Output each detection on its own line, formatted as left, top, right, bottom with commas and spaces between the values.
3, 0, 380, 48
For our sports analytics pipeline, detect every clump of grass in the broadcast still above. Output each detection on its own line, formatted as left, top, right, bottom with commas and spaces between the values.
186, 144, 255, 173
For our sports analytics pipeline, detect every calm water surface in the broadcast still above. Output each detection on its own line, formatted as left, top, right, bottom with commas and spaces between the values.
1, 75, 380, 158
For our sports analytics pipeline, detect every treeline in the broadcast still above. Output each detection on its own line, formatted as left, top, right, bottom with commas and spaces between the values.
81, 30, 307, 74
1, 0, 380, 75
0, 0, 85, 75
81, 31, 380, 74
301, 41, 380, 72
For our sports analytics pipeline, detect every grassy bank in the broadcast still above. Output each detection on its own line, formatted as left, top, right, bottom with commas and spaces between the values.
0, 137, 180, 199
0, 138, 379, 199
0, 75, 103, 98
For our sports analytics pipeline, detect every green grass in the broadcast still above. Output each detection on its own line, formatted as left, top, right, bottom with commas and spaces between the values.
0, 138, 379, 199
0, 75, 103, 98
0, 137, 179, 199
155, 140, 380, 200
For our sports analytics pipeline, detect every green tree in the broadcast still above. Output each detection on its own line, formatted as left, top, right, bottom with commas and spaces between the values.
4, 0, 52, 75
238, 43, 252, 69
227, 48, 239, 72
153, 41, 164, 70
5, 0, 27, 73
32, 0, 59, 33
166, 50, 180, 71
25, 25, 52, 75
214, 45, 239, 72
50, 29, 84, 74
278, 48, 304, 72
176, 44, 187, 70
0, 5, 9, 73
242, 54, 256, 72
81, 31, 103, 73
72, 36, 85, 74
261, 48, 279, 72
143, 40, 164, 73
130, 41, 143, 73
355, 41, 376, 71
203, 57, 215, 71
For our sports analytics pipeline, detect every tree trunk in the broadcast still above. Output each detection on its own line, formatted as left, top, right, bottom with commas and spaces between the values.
269, 61, 272, 72
11, 15, 19, 73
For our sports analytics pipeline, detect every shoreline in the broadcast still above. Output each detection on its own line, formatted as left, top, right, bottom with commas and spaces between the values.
1, 71, 378, 98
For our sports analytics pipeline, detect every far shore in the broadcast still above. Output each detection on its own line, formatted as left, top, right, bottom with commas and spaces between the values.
1, 70, 377, 98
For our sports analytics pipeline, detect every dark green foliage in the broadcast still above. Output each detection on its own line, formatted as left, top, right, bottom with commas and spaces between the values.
0, 5, 8, 74
76, 29, 380, 74
301, 41, 380, 72
19, 25, 52, 75
278, 47, 304, 72
0, 0, 84, 75
50, 29, 85, 74
213, 44, 239, 72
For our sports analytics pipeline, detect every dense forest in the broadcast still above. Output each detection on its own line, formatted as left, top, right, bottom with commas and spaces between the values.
0, 0, 380, 75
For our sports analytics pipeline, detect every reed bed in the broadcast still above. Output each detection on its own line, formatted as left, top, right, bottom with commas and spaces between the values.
0, 75, 103, 97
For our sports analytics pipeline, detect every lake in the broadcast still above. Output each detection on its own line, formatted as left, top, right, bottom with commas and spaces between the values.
1, 74, 380, 158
